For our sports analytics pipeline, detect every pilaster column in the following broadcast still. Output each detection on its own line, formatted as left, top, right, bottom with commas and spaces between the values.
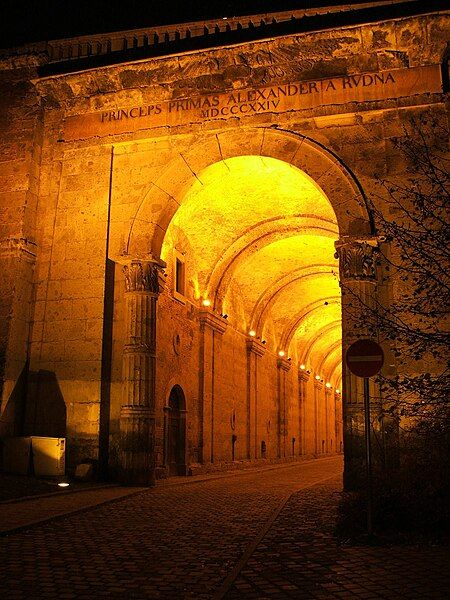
334, 391, 342, 453
246, 338, 266, 459
277, 357, 291, 458
335, 237, 381, 488
199, 310, 227, 464
119, 258, 164, 486
298, 369, 310, 455
325, 386, 332, 453
313, 379, 323, 455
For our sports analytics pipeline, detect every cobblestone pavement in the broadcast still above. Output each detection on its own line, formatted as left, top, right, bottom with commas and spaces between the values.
0, 456, 449, 599
225, 479, 450, 600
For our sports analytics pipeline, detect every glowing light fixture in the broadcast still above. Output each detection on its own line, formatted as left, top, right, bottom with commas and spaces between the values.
315, 374, 321, 381
249, 330, 256, 337
335, 389, 341, 395
278, 350, 285, 357
202, 299, 211, 307
300, 364, 306, 370
326, 382, 332, 389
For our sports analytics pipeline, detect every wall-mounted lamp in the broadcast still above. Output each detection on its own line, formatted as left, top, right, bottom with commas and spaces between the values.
315, 374, 321, 381
335, 389, 341, 395
278, 350, 285, 357
325, 382, 332, 389
249, 330, 256, 337
300, 364, 306, 370
202, 299, 211, 307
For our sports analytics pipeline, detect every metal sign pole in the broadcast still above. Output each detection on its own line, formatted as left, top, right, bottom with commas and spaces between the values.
346, 339, 383, 537
363, 376, 373, 536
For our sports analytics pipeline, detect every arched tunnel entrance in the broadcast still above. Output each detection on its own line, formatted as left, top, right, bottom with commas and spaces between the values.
117, 128, 375, 485
159, 155, 343, 469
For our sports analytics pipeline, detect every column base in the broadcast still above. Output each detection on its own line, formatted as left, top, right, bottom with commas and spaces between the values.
119, 405, 155, 486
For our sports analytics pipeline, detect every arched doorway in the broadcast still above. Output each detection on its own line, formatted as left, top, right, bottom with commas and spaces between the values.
165, 385, 187, 476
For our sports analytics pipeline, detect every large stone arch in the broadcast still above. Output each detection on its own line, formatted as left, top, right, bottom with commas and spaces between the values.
207, 221, 337, 311
300, 320, 342, 366
281, 295, 341, 350
121, 127, 373, 260
252, 267, 337, 334
115, 126, 377, 487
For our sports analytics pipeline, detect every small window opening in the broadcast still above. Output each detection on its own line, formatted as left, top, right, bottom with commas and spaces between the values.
175, 257, 185, 296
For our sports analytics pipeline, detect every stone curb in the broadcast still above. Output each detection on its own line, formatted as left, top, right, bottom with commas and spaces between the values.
0, 482, 116, 505
158, 455, 340, 487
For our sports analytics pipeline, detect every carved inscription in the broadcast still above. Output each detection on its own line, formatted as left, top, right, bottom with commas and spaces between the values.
64, 65, 442, 140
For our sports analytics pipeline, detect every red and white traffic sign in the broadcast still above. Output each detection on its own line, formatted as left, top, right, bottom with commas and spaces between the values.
346, 339, 384, 378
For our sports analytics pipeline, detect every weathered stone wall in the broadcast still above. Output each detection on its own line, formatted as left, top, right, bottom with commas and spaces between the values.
0, 58, 43, 438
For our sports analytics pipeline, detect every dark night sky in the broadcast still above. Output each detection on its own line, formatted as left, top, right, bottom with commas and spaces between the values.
2, 1, 392, 48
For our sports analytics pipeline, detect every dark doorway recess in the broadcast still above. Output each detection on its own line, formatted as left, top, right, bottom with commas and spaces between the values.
166, 385, 187, 476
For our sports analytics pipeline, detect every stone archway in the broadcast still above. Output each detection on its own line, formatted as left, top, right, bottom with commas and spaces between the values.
118, 127, 373, 261
115, 127, 378, 487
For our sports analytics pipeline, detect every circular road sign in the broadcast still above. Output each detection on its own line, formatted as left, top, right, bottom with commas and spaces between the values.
346, 339, 384, 378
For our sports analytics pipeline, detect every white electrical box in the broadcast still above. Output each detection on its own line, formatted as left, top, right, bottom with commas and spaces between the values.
2, 436, 65, 477
31, 437, 65, 477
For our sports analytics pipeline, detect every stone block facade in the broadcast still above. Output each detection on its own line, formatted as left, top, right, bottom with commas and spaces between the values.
0, 3, 448, 484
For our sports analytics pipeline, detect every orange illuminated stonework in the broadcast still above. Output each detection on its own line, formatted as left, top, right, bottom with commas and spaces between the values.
0, 2, 447, 486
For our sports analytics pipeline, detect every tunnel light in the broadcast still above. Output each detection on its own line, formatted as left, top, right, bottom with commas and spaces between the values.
326, 382, 332, 389
278, 350, 285, 357
249, 330, 256, 337
300, 364, 306, 370
315, 374, 321, 380
202, 299, 211, 307
335, 389, 341, 395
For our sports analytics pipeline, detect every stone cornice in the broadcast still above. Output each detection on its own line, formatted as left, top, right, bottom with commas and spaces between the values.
199, 310, 228, 334
246, 338, 266, 357
9, 1, 428, 77
23, 8, 447, 108
298, 370, 310, 382
277, 357, 292, 372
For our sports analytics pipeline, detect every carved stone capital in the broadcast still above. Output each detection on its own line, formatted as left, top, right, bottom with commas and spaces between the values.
246, 338, 266, 357
122, 259, 165, 293
334, 237, 379, 282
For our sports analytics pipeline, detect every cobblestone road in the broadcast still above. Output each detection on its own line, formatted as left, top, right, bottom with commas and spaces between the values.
1, 456, 449, 599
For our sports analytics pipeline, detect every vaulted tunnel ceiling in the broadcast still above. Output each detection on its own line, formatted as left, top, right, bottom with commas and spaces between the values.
161, 155, 342, 385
